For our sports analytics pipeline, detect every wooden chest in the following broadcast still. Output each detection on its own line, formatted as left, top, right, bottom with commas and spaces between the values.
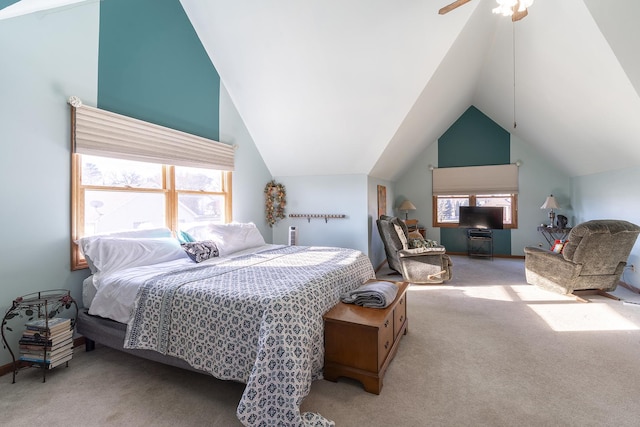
323, 280, 408, 394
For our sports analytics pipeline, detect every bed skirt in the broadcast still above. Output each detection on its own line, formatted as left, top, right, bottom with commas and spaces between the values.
76, 309, 209, 375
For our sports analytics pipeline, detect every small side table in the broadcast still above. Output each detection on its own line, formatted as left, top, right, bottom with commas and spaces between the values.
467, 229, 493, 259
1, 290, 78, 383
537, 226, 572, 248
403, 219, 426, 238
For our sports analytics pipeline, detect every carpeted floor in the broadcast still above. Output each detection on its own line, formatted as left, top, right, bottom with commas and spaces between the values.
3, 255, 640, 426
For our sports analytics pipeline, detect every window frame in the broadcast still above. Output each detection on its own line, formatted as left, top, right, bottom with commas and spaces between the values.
432, 194, 518, 229
70, 153, 232, 270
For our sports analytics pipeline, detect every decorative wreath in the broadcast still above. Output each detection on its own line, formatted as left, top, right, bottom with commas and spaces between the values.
264, 180, 286, 227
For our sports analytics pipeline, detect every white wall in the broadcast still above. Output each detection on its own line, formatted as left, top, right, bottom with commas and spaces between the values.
271, 175, 369, 254
571, 166, 640, 288
393, 140, 441, 244
510, 134, 572, 255
0, 3, 99, 366
219, 84, 273, 241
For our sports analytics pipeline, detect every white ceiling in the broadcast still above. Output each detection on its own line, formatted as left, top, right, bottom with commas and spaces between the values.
180, 0, 640, 180
5, 0, 640, 180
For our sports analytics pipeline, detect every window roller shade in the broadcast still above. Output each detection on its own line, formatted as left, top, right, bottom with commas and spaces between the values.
432, 164, 518, 195
71, 103, 234, 171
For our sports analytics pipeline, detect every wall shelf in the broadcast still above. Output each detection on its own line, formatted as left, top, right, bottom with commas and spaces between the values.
289, 214, 346, 223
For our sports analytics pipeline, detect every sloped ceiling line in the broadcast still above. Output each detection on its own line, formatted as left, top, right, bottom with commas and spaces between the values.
5, 0, 640, 179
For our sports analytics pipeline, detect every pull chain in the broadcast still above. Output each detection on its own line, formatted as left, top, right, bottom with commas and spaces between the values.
513, 22, 517, 129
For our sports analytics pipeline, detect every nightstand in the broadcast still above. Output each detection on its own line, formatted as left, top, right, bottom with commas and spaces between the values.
1, 290, 78, 383
403, 219, 426, 238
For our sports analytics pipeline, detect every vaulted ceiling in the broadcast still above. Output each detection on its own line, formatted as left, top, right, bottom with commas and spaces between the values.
4, 0, 640, 180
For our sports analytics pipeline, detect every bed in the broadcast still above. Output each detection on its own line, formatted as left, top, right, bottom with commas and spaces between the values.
76, 224, 375, 427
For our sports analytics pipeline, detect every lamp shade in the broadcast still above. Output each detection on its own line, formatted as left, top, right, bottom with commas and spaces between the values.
398, 200, 416, 211
540, 195, 559, 210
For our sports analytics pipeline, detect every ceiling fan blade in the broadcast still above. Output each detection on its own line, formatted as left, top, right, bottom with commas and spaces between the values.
439, 0, 472, 15
511, 8, 528, 21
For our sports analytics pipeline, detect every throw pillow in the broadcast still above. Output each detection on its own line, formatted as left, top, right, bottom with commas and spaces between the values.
408, 230, 423, 239
551, 239, 567, 254
182, 241, 219, 263
177, 230, 196, 244
393, 223, 408, 250
408, 238, 439, 249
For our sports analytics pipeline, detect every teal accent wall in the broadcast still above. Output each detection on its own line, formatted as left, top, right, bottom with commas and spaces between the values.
438, 106, 511, 255
439, 106, 510, 167
98, 0, 220, 140
0, 0, 19, 10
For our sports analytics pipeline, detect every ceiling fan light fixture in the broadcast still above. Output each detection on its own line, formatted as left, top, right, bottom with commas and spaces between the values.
492, 0, 533, 17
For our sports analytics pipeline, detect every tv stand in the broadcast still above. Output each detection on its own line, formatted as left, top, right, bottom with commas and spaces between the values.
467, 229, 493, 259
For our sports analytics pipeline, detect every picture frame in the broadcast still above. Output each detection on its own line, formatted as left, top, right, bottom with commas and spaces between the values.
377, 185, 386, 219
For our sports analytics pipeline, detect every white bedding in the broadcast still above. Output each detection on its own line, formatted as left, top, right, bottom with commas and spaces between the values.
86, 244, 281, 323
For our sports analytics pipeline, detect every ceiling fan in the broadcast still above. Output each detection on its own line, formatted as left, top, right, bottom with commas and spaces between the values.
439, 0, 533, 22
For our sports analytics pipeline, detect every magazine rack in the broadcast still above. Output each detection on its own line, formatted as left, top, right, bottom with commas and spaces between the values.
1, 289, 78, 383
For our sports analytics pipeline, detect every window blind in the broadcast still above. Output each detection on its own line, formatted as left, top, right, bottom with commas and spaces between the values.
70, 100, 234, 171
432, 164, 518, 195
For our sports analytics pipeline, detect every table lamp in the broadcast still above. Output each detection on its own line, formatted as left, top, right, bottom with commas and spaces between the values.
398, 200, 416, 221
540, 195, 559, 228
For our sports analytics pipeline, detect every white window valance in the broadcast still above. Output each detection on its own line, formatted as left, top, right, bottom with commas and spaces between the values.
432, 164, 518, 195
69, 98, 234, 171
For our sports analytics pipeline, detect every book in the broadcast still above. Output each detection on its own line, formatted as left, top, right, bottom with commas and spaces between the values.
19, 328, 72, 345
20, 353, 74, 370
24, 317, 70, 333
48, 353, 73, 369
20, 343, 73, 359
20, 347, 73, 364
19, 336, 73, 352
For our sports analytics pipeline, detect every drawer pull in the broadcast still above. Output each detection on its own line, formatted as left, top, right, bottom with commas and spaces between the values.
384, 320, 390, 328
385, 341, 389, 349
399, 315, 404, 322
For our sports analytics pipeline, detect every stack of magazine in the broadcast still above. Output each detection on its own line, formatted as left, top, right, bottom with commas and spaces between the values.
19, 317, 73, 369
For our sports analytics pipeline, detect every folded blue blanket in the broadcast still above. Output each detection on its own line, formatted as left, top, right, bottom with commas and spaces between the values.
340, 281, 399, 308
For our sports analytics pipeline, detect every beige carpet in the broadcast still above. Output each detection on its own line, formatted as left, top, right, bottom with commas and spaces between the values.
3, 255, 640, 426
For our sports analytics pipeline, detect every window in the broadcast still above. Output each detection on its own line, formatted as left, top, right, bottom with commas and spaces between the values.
433, 194, 517, 229
71, 154, 232, 270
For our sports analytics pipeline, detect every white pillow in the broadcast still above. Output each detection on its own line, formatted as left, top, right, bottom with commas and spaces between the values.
77, 228, 173, 273
393, 223, 408, 250
207, 222, 266, 256
82, 237, 188, 275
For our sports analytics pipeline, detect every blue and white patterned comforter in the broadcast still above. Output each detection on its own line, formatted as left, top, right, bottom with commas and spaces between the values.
124, 245, 375, 426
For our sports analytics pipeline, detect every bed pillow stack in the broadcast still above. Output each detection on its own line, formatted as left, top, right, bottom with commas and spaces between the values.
77, 228, 188, 274
206, 222, 266, 256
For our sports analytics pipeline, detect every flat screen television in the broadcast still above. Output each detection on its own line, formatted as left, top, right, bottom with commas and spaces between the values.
458, 206, 504, 230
